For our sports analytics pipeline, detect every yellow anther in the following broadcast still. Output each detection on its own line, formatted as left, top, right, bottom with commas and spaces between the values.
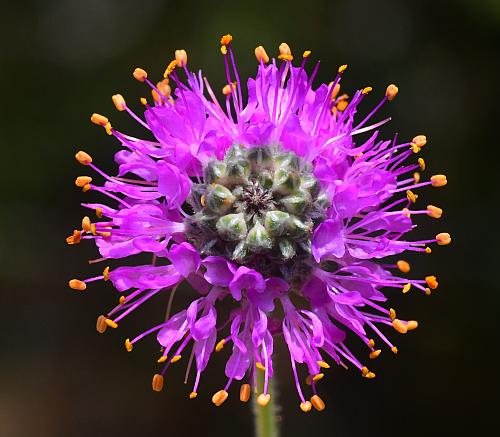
425, 287, 432, 295
125, 338, 133, 352
361, 366, 369, 377
140, 97, 148, 105
82, 216, 91, 232
222, 83, 235, 95
436, 232, 451, 246
425, 275, 439, 289
391, 346, 399, 354
331, 83, 341, 100
157, 355, 168, 363
337, 100, 348, 111
105, 318, 118, 329
413, 172, 421, 183
317, 360, 330, 369
397, 260, 410, 273
189, 391, 198, 399
300, 401, 312, 412
389, 308, 396, 321
257, 393, 271, 406
402, 283, 411, 293
75, 176, 92, 187
278, 42, 293, 61
412, 135, 427, 148
75, 151, 92, 165
175, 49, 187, 67
119, 295, 126, 305
392, 319, 407, 334
95, 208, 103, 218
302, 50, 311, 58
170, 355, 182, 363
406, 190, 417, 203
365, 371, 376, 379
163, 60, 177, 78
362, 86, 373, 95
386, 84, 399, 101
69, 279, 86, 291
418, 157, 426, 171
212, 389, 229, 406
112, 94, 126, 111
406, 320, 419, 331
313, 373, 324, 382
240, 384, 251, 402
412, 144, 421, 154
133, 68, 148, 82
90, 113, 109, 126
96, 315, 107, 333
152, 374, 164, 392
431, 174, 447, 187
254, 46, 270, 64
338, 64, 348, 73
103, 266, 110, 281
66, 230, 82, 245
311, 395, 325, 411
90, 223, 97, 236
427, 205, 443, 219
220, 34, 233, 45
368, 339, 375, 348
215, 339, 226, 352
369, 349, 382, 359
425, 247, 432, 254
220, 45, 227, 55
105, 122, 113, 135
402, 207, 411, 218
256, 362, 266, 371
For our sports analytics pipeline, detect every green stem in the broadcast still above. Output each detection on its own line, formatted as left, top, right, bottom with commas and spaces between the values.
253, 370, 280, 437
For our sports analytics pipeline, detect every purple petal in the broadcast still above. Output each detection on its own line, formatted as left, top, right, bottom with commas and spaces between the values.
168, 242, 201, 277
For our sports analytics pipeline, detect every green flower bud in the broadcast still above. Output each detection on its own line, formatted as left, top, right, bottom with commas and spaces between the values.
247, 147, 273, 172
225, 144, 246, 160
205, 184, 236, 214
315, 192, 330, 209
280, 191, 311, 215
279, 239, 296, 259
225, 159, 250, 185
287, 215, 312, 238
257, 170, 274, 190
232, 240, 247, 261
246, 221, 273, 252
273, 168, 300, 195
264, 210, 290, 237
274, 152, 299, 170
216, 213, 247, 241
300, 174, 321, 197
204, 161, 226, 184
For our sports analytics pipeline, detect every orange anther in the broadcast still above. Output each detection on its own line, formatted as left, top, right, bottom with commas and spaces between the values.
90, 113, 109, 126
386, 84, 399, 101
133, 68, 147, 82
69, 279, 86, 291
254, 46, 269, 64
75, 151, 92, 165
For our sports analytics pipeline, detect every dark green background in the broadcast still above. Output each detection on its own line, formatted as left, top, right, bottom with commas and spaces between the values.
1, 0, 498, 436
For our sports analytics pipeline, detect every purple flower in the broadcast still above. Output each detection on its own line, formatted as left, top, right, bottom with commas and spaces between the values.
68, 36, 450, 413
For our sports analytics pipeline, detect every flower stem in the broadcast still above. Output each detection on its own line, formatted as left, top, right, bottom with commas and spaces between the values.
253, 370, 280, 437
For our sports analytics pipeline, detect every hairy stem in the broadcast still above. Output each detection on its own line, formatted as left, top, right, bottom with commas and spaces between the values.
253, 370, 280, 437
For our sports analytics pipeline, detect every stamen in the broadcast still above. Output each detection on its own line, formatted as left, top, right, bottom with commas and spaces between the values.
170, 355, 182, 363
69, 279, 86, 291
402, 283, 411, 293
105, 318, 118, 329
103, 266, 110, 281
66, 230, 82, 245
300, 401, 312, 412
392, 319, 408, 334
431, 174, 448, 187
317, 360, 330, 369
112, 94, 126, 111
82, 216, 91, 232
418, 157, 426, 171
257, 393, 271, 406
412, 135, 427, 148
240, 383, 251, 402
254, 46, 270, 64
152, 374, 164, 392
386, 84, 398, 101
302, 50, 311, 58
389, 308, 396, 321
391, 346, 399, 354
125, 338, 133, 352
157, 355, 168, 363
362, 86, 373, 94
189, 391, 198, 399
425, 276, 438, 289
215, 339, 226, 352
133, 68, 148, 82
96, 315, 107, 333
175, 49, 188, 67
220, 34, 233, 45
75, 176, 92, 187
406, 190, 417, 203
278, 42, 293, 61
338, 64, 348, 73
369, 349, 382, 359
414, 172, 421, 183
436, 232, 451, 245
368, 339, 375, 348
75, 151, 92, 165
163, 60, 178, 78
397, 260, 410, 273
313, 373, 324, 382
310, 395, 325, 411
90, 113, 109, 127
256, 362, 266, 371
212, 389, 229, 406
406, 320, 419, 330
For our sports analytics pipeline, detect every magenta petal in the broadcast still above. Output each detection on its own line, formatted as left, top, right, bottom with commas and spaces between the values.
312, 219, 345, 261
202, 256, 236, 287
167, 242, 201, 277
229, 266, 265, 301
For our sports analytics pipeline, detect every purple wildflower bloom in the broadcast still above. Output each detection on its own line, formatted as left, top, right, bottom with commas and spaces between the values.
68, 35, 451, 412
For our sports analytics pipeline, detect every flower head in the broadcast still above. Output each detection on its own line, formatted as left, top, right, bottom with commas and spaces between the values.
69, 35, 450, 412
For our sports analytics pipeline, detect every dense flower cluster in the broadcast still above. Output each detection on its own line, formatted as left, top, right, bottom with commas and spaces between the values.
68, 35, 450, 412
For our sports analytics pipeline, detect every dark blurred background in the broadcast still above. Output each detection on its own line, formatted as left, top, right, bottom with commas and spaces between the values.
1, 0, 499, 436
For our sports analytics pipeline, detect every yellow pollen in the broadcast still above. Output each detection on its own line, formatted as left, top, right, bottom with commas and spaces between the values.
413, 172, 421, 183
220, 45, 227, 55
215, 338, 226, 352
391, 346, 399, 354
412, 144, 421, 154
436, 232, 451, 246
152, 374, 164, 392
425, 287, 432, 295
90, 113, 109, 127
240, 384, 251, 402
105, 318, 118, 329
257, 393, 271, 407
125, 338, 133, 352
119, 295, 126, 305
361, 366, 369, 377
69, 279, 86, 291
392, 319, 408, 334
82, 216, 91, 232
386, 84, 399, 101
368, 339, 375, 348
163, 60, 178, 78
254, 46, 270, 64
397, 260, 410, 273
302, 50, 311, 58
75, 176, 92, 187
157, 355, 168, 363
75, 151, 92, 165
212, 389, 229, 406
278, 42, 292, 61
96, 315, 107, 333
427, 205, 443, 219
317, 360, 330, 369
418, 157, 426, 171
104, 122, 113, 135
103, 266, 110, 281
406, 190, 417, 203
406, 320, 419, 330
90, 223, 97, 236
112, 94, 126, 111
412, 135, 427, 148
389, 308, 396, 321
140, 97, 148, 105
66, 230, 82, 245
431, 174, 447, 187
331, 83, 341, 100
96, 208, 103, 218
369, 349, 382, 359
313, 373, 324, 382
220, 34, 233, 45
256, 362, 266, 371
311, 395, 325, 411
175, 49, 188, 67
402, 283, 411, 293
170, 355, 182, 363
362, 86, 373, 94
402, 207, 410, 218
425, 247, 432, 254
365, 371, 376, 379
338, 64, 348, 73
300, 401, 312, 412
133, 68, 147, 82
189, 391, 198, 399
337, 100, 348, 111
425, 275, 439, 289
222, 83, 235, 96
